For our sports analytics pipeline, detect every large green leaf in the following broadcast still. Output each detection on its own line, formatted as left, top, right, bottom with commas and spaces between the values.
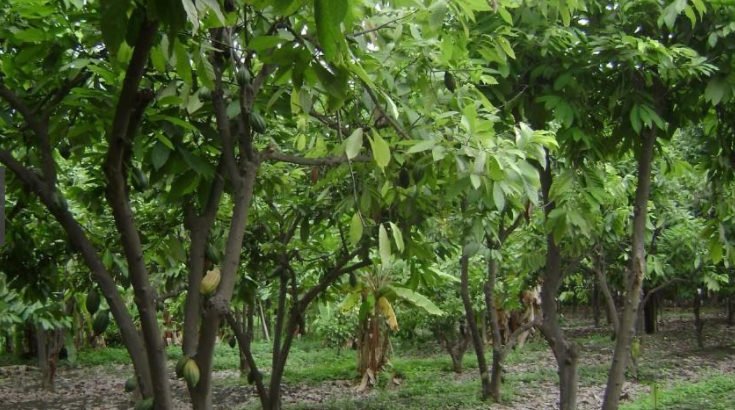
345, 128, 363, 160
369, 131, 391, 171
100, 0, 131, 54
314, 0, 347, 62
388, 286, 443, 316
378, 224, 391, 268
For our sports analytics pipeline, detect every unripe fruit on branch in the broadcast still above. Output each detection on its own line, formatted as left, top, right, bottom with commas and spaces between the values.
86, 290, 100, 315
200, 267, 221, 296
183, 358, 200, 388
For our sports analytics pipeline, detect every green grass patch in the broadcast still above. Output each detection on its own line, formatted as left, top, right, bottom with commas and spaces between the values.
75, 346, 130, 366
621, 374, 735, 410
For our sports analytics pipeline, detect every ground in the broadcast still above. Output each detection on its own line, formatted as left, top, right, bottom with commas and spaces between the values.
1, 309, 734, 409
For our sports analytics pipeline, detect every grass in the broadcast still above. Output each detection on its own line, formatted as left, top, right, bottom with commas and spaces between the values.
3, 314, 733, 410
621, 374, 735, 410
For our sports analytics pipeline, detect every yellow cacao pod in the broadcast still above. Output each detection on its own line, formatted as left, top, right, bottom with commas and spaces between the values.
200, 267, 221, 295
182, 358, 200, 388
377, 296, 399, 332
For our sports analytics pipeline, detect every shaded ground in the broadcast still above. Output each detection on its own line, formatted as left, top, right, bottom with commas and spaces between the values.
1, 309, 734, 409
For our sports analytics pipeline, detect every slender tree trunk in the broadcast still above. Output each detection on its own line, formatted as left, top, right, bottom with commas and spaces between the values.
459, 253, 491, 400
190, 167, 257, 410
602, 131, 655, 410
693, 290, 704, 349
485, 252, 504, 402
727, 296, 734, 326
643, 291, 658, 334
539, 158, 579, 410
592, 281, 601, 328
595, 268, 620, 340
36, 326, 50, 391
259, 301, 271, 342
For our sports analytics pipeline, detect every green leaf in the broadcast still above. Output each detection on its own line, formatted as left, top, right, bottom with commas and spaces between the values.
199, 0, 226, 25
407, 139, 436, 154
349, 213, 363, 246
314, 0, 347, 62
340, 292, 361, 312
379, 224, 391, 268
496, 36, 515, 60
630, 104, 642, 134
704, 78, 727, 105
100, 0, 130, 55
345, 128, 363, 159
170, 171, 200, 198
174, 40, 192, 86
389, 286, 443, 316
389, 222, 404, 253
493, 183, 505, 210
248, 36, 283, 52
370, 131, 391, 170
470, 174, 481, 189
150, 142, 170, 170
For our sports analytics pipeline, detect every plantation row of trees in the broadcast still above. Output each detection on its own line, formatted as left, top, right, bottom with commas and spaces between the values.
1, 0, 734, 409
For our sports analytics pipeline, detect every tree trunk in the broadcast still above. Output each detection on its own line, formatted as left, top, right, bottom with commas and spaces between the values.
259, 301, 271, 342
459, 253, 491, 400
602, 131, 655, 410
36, 326, 64, 391
643, 291, 657, 334
539, 158, 579, 410
594, 256, 619, 339
190, 167, 257, 410
592, 281, 601, 328
727, 296, 734, 326
484, 251, 504, 402
693, 290, 704, 349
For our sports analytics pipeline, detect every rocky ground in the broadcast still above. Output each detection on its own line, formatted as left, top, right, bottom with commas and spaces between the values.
1, 313, 734, 409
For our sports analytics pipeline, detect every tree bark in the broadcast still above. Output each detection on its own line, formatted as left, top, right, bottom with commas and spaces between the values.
459, 253, 491, 400
592, 281, 601, 328
485, 252, 504, 402
643, 291, 658, 334
602, 131, 655, 410
0, 145, 153, 400
539, 157, 579, 410
595, 265, 619, 339
693, 289, 704, 349
190, 164, 258, 410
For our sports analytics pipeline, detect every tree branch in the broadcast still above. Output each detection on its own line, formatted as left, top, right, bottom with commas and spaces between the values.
642, 277, 690, 308
299, 249, 371, 309
262, 149, 370, 166
40, 70, 92, 118
348, 11, 418, 38
0, 83, 56, 186
224, 309, 267, 399
363, 85, 410, 140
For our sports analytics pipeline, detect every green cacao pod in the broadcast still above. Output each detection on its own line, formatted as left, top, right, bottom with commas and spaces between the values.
134, 398, 154, 410
198, 87, 212, 100
182, 358, 200, 388
205, 243, 219, 263
124, 377, 137, 393
175, 356, 188, 378
131, 167, 148, 192
200, 267, 221, 296
236, 68, 251, 86
444, 71, 457, 92
92, 310, 110, 335
228, 336, 236, 348
58, 142, 71, 159
85, 290, 101, 315
249, 112, 266, 134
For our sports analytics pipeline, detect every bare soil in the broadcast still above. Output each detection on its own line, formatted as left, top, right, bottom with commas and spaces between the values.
2, 313, 734, 409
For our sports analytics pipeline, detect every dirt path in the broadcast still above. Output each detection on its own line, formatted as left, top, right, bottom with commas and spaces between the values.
1, 316, 733, 409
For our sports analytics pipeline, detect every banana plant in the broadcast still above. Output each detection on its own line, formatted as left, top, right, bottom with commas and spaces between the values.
340, 258, 443, 391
